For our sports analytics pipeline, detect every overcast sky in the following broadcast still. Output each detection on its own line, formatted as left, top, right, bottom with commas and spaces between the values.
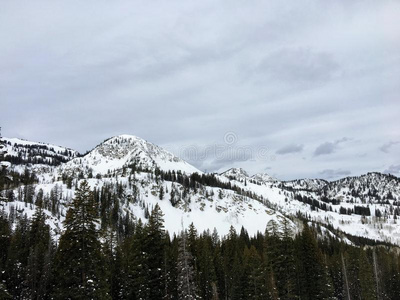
1, 0, 399, 180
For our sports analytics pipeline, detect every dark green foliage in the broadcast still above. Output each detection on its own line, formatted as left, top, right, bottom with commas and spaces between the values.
295, 223, 333, 300
358, 249, 376, 300
23, 204, 55, 299
1, 185, 400, 299
52, 180, 110, 299
143, 204, 166, 299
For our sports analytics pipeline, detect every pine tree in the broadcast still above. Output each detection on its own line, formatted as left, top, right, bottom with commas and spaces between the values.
295, 223, 332, 300
5, 215, 30, 298
52, 180, 110, 299
243, 245, 268, 299
22, 203, 54, 299
159, 185, 164, 200
124, 218, 149, 299
266, 218, 297, 299
102, 226, 123, 300
163, 234, 179, 299
177, 230, 200, 299
358, 249, 375, 300
143, 204, 166, 299
197, 234, 217, 300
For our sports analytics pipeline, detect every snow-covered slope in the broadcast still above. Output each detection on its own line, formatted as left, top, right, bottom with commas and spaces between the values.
252, 173, 278, 184
2, 134, 400, 245
220, 168, 250, 182
220, 168, 277, 185
327, 172, 400, 201
0, 137, 79, 167
60, 135, 201, 176
282, 178, 329, 191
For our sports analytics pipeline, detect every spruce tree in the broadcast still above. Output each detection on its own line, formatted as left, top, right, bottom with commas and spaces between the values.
143, 204, 166, 299
177, 230, 200, 299
23, 203, 54, 299
196, 235, 217, 300
295, 223, 332, 300
5, 215, 30, 298
124, 219, 149, 299
52, 180, 110, 299
243, 245, 268, 299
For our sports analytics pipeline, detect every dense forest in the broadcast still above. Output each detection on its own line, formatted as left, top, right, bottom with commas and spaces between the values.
1, 180, 400, 299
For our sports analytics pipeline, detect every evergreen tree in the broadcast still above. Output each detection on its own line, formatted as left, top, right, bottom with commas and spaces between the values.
159, 185, 164, 200
196, 234, 217, 300
358, 249, 376, 300
243, 245, 268, 299
124, 219, 149, 299
52, 180, 110, 299
163, 234, 179, 300
5, 215, 30, 298
295, 223, 332, 300
266, 218, 297, 299
22, 203, 54, 299
177, 230, 200, 299
143, 204, 166, 299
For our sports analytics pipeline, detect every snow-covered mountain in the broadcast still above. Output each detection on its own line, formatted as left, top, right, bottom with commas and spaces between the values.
251, 173, 278, 184
327, 172, 400, 200
1, 134, 400, 245
282, 178, 329, 191
0, 137, 79, 166
220, 168, 250, 182
60, 134, 201, 177
220, 168, 277, 185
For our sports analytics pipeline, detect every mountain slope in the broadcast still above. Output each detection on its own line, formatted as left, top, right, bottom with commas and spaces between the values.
60, 134, 201, 177
1, 134, 400, 245
0, 137, 79, 167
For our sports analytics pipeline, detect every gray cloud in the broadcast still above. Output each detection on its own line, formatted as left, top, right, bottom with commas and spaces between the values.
314, 138, 350, 156
1, 0, 399, 180
254, 48, 339, 87
380, 141, 400, 153
384, 164, 400, 175
319, 169, 351, 179
314, 142, 336, 156
276, 144, 304, 155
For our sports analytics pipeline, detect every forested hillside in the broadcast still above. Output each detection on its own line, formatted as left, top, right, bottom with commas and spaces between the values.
1, 180, 399, 299
1, 135, 400, 299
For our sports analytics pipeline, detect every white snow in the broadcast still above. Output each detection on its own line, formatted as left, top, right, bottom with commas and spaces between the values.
2, 134, 400, 245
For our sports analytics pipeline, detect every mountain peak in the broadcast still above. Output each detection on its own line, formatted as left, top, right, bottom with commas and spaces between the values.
221, 168, 250, 181
251, 173, 278, 183
63, 134, 201, 175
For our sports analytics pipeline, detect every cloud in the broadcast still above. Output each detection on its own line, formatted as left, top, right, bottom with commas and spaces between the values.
314, 142, 336, 156
276, 144, 304, 155
380, 141, 400, 153
319, 169, 351, 179
314, 137, 350, 156
384, 164, 400, 175
0, 1, 399, 180
254, 47, 339, 87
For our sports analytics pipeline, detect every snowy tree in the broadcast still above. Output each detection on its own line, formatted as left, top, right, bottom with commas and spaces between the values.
177, 230, 200, 300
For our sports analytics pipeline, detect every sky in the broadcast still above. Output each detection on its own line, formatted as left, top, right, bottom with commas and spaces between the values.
1, 0, 399, 180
